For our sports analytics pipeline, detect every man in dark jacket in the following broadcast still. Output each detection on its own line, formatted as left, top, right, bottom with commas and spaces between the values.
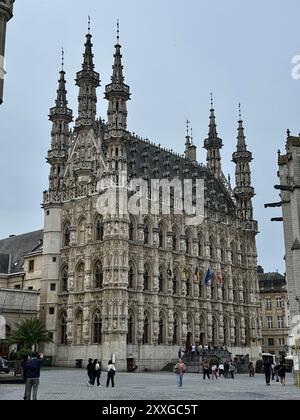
24, 353, 44, 400
263, 360, 272, 386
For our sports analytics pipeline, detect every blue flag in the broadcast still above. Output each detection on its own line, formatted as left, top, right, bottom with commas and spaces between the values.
204, 268, 212, 286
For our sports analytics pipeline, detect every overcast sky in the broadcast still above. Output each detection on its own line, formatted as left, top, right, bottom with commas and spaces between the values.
1, 0, 300, 273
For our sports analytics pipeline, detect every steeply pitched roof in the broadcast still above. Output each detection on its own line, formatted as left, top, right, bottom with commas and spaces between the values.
0, 230, 43, 275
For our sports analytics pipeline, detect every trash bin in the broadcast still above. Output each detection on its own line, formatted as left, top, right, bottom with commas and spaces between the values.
75, 359, 82, 369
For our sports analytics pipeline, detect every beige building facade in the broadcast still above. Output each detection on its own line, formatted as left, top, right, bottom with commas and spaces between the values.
258, 268, 290, 356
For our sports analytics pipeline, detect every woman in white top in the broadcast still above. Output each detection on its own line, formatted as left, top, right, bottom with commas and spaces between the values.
106, 360, 116, 388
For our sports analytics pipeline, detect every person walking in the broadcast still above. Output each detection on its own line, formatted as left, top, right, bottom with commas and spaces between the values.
224, 361, 230, 379
211, 364, 218, 380
106, 360, 116, 388
218, 363, 224, 377
21, 354, 30, 400
94, 359, 102, 387
24, 352, 44, 401
203, 362, 211, 380
87, 358, 95, 387
263, 360, 272, 386
278, 362, 286, 386
248, 362, 255, 378
229, 361, 236, 379
174, 359, 186, 388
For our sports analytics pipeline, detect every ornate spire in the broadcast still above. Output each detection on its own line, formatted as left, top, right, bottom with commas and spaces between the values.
105, 22, 131, 132
204, 94, 223, 177
185, 119, 191, 147
75, 30, 100, 128
237, 103, 247, 152
47, 56, 73, 194
49, 51, 73, 122
232, 105, 255, 221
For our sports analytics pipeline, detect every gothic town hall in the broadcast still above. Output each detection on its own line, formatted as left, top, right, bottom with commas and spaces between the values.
40, 29, 262, 370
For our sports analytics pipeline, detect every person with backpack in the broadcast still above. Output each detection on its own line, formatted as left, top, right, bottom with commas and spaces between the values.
106, 360, 116, 388
174, 359, 186, 388
87, 358, 95, 387
94, 359, 102, 387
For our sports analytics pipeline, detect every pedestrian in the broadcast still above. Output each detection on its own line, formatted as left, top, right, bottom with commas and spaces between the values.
275, 363, 280, 382
87, 358, 95, 387
174, 359, 186, 388
248, 362, 255, 378
106, 360, 116, 388
271, 363, 276, 381
218, 363, 224, 377
211, 364, 218, 380
191, 344, 196, 360
278, 362, 286, 386
203, 362, 211, 380
21, 354, 30, 400
263, 360, 272, 386
94, 359, 102, 387
229, 361, 236, 379
24, 352, 44, 401
224, 361, 230, 379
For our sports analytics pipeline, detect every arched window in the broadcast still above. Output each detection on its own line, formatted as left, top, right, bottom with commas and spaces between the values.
78, 218, 86, 245
173, 315, 179, 345
129, 218, 135, 241
94, 261, 103, 289
231, 242, 237, 265
93, 311, 102, 344
185, 230, 192, 255
159, 270, 165, 293
234, 318, 240, 346
144, 266, 150, 291
243, 282, 248, 304
220, 239, 226, 263
223, 318, 230, 346
144, 221, 150, 245
233, 280, 239, 303
159, 223, 165, 248
63, 223, 71, 247
62, 266, 68, 292
60, 313, 67, 345
172, 228, 178, 252
96, 217, 104, 242
128, 263, 135, 289
76, 262, 85, 291
127, 313, 134, 344
198, 233, 204, 257
143, 314, 150, 344
222, 278, 227, 301
173, 272, 178, 296
209, 236, 215, 260
158, 315, 165, 345
75, 311, 83, 345
186, 273, 191, 297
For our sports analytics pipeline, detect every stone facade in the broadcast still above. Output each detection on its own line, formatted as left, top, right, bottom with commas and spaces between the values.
258, 267, 290, 356
40, 30, 262, 370
277, 134, 300, 329
0, 0, 14, 104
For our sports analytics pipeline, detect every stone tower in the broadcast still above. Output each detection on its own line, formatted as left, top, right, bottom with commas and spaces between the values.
232, 107, 255, 220
0, 0, 14, 104
40, 60, 73, 354
101, 30, 131, 369
204, 97, 223, 178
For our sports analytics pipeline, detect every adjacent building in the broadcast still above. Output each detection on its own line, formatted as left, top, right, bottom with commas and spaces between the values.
276, 134, 300, 327
258, 267, 290, 356
0, 0, 14, 104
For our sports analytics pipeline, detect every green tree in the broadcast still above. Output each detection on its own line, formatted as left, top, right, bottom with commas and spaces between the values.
7, 319, 52, 351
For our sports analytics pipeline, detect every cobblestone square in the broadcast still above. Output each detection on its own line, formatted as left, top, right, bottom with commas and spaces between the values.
0, 369, 299, 400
